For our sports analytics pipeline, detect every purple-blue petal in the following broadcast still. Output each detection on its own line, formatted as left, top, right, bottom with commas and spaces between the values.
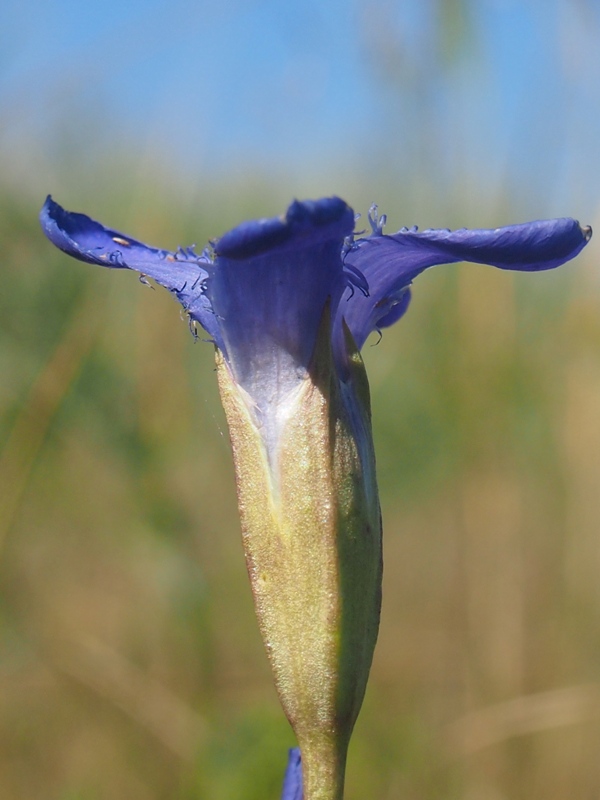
280, 748, 303, 800
208, 197, 354, 415
217, 198, 353, 260
40, 196, 223, 348
41, 196, 591, 381
341, 217, 592, 349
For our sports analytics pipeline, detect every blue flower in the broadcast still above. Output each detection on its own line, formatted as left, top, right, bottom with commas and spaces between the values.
40, 195, 590, 397
40, 195, 591, 800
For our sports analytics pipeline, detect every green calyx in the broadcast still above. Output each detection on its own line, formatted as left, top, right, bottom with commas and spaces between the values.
216, 307, 382, 800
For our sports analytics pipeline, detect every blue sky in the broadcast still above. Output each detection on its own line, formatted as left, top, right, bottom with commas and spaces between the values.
2, 0, 600, 217
2, 0, 380, 166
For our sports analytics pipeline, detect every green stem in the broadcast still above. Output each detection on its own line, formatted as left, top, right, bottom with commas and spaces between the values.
300, 736, 348, 800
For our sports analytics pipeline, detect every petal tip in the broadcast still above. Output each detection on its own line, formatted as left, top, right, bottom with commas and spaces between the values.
215, 197, 354, 260
39, 194, 55, 225
39, 195, 72, 252
286, 196, 352, 229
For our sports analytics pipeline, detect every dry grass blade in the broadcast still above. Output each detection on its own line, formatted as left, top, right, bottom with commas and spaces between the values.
47, 635, 207, 763
0, 290, 100, 556
447, 684, 600, 756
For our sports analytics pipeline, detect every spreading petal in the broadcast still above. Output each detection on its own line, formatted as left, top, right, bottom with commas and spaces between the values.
341, 217, 592, 349
208, 197, 354, 413
40, 195, 222, 346
280, 748, 303, 800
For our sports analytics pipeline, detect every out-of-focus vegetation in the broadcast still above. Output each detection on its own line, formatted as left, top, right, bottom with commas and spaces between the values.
1, 172, 599, 800
3, 0, 600, 797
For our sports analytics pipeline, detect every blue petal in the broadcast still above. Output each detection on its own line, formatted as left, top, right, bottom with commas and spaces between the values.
280, 748, 303, 800
40, 196, 222, 347
341, 217, 592, 349
208, 197, 354, 417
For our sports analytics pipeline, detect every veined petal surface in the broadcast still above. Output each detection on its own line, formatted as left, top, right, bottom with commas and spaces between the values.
209, 197, 354, 417
342, 217, 591, 349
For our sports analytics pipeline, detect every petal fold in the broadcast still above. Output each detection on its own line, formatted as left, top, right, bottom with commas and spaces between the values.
341, 217, 592, 349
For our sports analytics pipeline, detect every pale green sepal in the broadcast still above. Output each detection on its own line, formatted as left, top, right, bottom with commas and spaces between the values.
216, 308, 382, 800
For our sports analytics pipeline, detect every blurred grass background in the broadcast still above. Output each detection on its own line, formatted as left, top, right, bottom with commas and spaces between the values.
2, 1, 600, 798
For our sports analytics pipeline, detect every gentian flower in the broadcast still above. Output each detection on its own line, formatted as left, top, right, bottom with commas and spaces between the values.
40, 195, 591, 800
